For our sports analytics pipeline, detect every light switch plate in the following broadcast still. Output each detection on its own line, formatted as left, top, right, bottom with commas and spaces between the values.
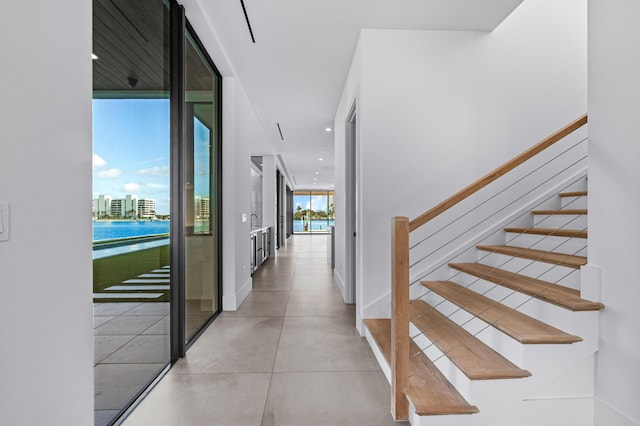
241, 213, 247, 223
0, 203, 9, 242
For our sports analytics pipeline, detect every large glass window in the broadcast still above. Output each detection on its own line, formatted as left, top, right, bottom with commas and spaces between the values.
184, 29, 221, 342
293, 191, 335, 234
92, 1, 171, 425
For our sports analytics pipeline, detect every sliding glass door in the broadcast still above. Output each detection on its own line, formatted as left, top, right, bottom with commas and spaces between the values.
93, 1, 171, 425
92, 2, 221, 424
183, 28, 221, 344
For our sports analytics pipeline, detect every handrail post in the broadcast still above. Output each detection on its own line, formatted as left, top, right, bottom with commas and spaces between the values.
391, 216, 410, 420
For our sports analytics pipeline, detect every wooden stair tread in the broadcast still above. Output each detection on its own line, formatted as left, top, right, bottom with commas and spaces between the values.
407, 340, 479, 415
476, 245, 587, 268
559, 191, 587, 197
504, 227, 587, 238
531, 209, 587, 215
363, 319, 393, 364
449, 263, 603, 311
364, 319, 478, 416
421, 280, 582, 344
410, 300, 531, 380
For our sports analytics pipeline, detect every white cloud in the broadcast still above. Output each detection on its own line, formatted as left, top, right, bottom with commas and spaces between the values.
123, 182, 141, 192
97, 168, 122, 178
93, 153, 106, 168
138, 165, 170, 177
147, 183, 168, 189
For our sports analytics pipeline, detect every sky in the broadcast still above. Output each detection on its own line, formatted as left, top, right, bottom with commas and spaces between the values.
294, 194, 329, 212
93, 99, 211, 215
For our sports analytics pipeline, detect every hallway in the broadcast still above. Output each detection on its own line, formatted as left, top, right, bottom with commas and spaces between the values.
124, 235, 404, 425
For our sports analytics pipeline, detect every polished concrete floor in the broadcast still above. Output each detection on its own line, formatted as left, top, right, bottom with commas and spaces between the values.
123, 235, 406, 425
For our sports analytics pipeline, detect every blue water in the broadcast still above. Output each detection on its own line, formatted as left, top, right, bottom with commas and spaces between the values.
93, 221, 170, 241
293, 220, 335, 233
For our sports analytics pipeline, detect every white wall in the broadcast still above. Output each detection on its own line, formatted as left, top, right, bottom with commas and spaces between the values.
588, 1, 640, 424
0, 1, 94, 425
184, 1, 277, 310
222, 78, 273, 309
334, 0, 587, 323
334, 37, 362, 314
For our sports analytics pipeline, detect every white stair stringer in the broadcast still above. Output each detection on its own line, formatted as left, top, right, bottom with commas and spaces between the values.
402, 310, 598, 425
407, 278, 599, 426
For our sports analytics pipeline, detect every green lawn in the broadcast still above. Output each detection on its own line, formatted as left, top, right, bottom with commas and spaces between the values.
93, 244, 170, 303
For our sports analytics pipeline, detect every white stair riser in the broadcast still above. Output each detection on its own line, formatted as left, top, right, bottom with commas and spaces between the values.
410, 326, 474, 402
410, 324, 533, 410
533, 213, 587, 229
364, 329, 391, 385
505, 232, 587, 257
459, 278, 576, 332
560, 195, 587, 209
423, 292, 526, 367
472, 253, 580, 290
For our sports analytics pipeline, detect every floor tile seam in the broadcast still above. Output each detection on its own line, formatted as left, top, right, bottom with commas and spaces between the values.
269, 369, 386, 375
258, 251, 296, 425
94, 315, 166, 334
168, 371, 274, 377
106, 303, 144, 317
283, 313, 355, 319
94, 335, 138, 363
93, 316, 120, 329
95, 362, 167, 366
118, 313, 170, 317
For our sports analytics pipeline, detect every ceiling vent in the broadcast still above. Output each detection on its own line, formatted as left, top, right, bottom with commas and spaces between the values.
239, 0, 256, 43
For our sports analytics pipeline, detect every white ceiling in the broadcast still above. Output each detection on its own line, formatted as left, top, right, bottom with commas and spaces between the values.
197, 0, 524, 189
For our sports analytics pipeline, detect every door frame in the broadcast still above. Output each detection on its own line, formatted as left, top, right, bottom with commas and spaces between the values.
345, 100, 358, 305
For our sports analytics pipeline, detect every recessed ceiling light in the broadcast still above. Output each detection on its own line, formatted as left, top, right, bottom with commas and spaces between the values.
315, 171, 319, 174
318, 158, 323, 161
325, 127, 332, 132
92, 53, 99, 60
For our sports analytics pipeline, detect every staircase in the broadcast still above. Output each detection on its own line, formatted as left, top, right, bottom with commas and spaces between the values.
363, 116, 604, 425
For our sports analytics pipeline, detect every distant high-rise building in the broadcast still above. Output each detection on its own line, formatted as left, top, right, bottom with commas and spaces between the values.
137, 199, 156, 219
93, 195, 112, 218
110, 194, 138, 218
195, 196, 210, 219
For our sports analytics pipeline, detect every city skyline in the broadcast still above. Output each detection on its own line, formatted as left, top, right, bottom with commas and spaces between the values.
93, 98, 171, 215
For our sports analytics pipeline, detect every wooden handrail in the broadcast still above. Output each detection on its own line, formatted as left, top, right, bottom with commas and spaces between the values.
391, 216, 410, 421
408, 114, 588, 232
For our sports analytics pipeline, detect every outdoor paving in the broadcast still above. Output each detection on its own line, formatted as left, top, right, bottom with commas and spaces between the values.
93, 301, 170, 426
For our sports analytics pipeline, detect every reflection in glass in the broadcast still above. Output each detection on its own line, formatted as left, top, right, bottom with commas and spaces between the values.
184, 31, 220, 342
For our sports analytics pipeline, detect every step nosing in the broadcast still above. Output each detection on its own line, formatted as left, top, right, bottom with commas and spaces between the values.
448, 263, 603, 311
420, 280, 583, 343
475, 245, 587, 268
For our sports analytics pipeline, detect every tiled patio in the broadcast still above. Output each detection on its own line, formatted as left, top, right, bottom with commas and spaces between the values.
93, 302, 169, 426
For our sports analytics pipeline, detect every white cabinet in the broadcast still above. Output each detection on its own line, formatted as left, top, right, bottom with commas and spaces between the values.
250, 226, 271, 274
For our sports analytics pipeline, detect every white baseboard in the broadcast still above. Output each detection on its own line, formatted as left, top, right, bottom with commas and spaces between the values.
334, 268, 346, 301
363, 291, 391, 319
222, 277, 252, 311
356, 309, 364, 336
